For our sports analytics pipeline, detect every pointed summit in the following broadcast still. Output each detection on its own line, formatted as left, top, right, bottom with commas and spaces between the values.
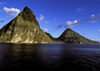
23, 6, 34, 15
66, 28, 72, 30
58, 28, 97, 44
23, 6, 32, 11
65, 28, 74, 32
18, 6, 39, 26
0, 7, 53, 43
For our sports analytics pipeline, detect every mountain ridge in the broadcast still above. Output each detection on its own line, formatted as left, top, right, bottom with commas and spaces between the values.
0, 6, 99, 44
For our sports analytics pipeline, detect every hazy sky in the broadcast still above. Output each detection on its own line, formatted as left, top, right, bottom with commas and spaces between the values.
0, 0, 100, 41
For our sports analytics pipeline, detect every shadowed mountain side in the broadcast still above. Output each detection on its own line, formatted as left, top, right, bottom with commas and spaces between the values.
0, 6, 53, 43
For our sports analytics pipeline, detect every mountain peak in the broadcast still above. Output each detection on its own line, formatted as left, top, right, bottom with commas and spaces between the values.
66, 28, 73, 31
24, 6, 30, 9
18, 6, 39, 26
22, 6, 34, 15
63, 28, 75, 33
0, 7, 53, 43
23, 6, 32, 12
58, 28, 97, 44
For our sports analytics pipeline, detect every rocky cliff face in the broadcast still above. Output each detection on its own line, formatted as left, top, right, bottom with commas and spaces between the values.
0, 7, 53, 43
58, 28, 98, 44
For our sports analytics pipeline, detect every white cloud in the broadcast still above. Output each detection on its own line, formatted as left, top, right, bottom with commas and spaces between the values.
89, 14, 100, 23
44, 28, 48, 33
64, 14, 100, 28
91, 14, 95, 17
68, 14, 100, 27
66, 20, 79, 28
99, 29, 100, 32
66, 21, 73, 28
3, 7, 21, 17
38, 14, 45, 22
37, 14, 49, 25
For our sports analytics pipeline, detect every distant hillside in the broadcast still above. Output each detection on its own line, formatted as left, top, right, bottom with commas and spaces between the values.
58, 28, 98, 44
0, 6, 53, 43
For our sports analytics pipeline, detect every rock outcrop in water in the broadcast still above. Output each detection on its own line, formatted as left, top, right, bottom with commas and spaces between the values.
58, 28, 98, 44
0, 6, 53, 43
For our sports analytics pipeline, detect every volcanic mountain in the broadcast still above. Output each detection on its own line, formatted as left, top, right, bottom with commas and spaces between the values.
0, 7, 53, 43
0, 7, 99, 44
58, 28, 98, 44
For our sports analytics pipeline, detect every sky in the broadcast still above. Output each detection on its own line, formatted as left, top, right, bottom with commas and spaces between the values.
0, 0, 100, 42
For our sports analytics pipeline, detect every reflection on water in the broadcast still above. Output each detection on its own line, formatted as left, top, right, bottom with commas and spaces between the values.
0, 44, 100, 71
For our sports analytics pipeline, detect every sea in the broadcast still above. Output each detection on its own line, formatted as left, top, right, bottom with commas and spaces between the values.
0, 43, 100, 71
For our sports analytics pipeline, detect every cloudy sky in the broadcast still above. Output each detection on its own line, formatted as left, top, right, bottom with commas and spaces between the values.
0, 0, 100, 41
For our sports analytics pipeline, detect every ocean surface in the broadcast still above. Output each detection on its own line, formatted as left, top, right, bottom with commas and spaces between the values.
0, 44, 100, 71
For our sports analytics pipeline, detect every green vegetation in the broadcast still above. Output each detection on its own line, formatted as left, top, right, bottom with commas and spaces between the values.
58, 28, 99, 44
0, 6, 99, 44
0, 6, 53, 43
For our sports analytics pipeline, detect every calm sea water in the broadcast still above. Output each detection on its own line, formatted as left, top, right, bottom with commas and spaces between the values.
0, 44, 100, 71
